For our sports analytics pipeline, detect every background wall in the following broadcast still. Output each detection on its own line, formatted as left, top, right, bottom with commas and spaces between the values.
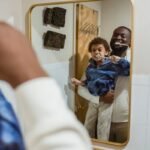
31, 4, 74, 64
134, 0, 150, 74
101, 0, 132, 43
31, 3, 75, 109
0, 0, 23, 30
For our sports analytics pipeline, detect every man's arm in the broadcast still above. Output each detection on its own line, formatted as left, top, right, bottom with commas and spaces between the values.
101, 91, 114, 103
0, 22, 92, 150
15, 78, 91, 150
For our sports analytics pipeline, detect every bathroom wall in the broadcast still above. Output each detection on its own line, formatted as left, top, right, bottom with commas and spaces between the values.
101, 0, 132, 43
0, 0, 23, 29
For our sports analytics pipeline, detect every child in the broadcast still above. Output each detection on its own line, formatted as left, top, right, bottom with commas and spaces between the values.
0, 90, 25, 149
71, 37, 130, 140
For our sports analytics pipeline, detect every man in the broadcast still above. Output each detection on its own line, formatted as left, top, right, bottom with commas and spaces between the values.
78, 26, 131, 143
0, 22, 92, 150
108, 26, 131, 143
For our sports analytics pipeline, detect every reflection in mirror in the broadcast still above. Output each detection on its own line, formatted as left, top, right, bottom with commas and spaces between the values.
28, 0, 133, 147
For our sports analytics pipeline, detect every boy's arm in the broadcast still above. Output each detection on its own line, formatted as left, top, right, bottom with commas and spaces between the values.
110, 55, 130, 76
117, 58, 130, 76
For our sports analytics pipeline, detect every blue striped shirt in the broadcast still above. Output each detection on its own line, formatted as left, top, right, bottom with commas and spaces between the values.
0, 90, 25, 150
84, 58, 130, 96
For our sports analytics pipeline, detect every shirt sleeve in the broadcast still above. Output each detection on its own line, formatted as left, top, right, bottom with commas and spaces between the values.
77, 74, 100, 104
116, 58, 130, 76
14, 77, 92, 150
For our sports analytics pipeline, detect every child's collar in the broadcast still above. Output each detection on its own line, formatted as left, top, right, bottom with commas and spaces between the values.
89, 58, 110, 66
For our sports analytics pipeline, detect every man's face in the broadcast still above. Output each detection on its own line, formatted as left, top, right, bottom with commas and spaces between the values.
110, 27, 131, 56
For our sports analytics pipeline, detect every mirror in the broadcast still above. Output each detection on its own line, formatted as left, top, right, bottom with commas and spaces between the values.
28, 0, 133, 147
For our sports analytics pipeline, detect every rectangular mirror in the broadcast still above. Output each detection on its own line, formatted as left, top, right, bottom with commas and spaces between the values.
27, 0, 133, 148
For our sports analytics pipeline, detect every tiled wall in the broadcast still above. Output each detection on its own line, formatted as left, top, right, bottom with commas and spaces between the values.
126, 75, 150, 150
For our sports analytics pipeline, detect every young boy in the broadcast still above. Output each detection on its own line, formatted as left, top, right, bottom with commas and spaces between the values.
71, 37, 130, 140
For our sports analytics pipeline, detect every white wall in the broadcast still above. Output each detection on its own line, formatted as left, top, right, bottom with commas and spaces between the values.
134, 0, 150, 74
101, 0, 132, 43
31, 4, 74, 64
0, 0, 23, 30
31, 3, 75, 110
22, 0, 73, 33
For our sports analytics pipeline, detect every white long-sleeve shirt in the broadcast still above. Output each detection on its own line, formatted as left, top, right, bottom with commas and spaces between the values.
14, 77, 92, 150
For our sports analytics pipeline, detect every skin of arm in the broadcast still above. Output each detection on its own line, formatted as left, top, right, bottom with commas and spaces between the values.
71, 78, 85, 86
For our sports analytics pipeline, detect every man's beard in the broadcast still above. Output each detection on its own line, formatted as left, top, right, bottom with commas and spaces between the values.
110, 41, 128, 56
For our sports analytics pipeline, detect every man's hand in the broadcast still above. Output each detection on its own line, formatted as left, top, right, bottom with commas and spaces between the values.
0, 22, 47, 88
109, 55, 121, 63
101, 90, 114, 103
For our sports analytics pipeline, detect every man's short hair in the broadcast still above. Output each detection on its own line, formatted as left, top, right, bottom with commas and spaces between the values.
114, 26, 131, 35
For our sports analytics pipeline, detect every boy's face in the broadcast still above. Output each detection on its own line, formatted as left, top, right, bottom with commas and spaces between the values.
90, 44, 108, 62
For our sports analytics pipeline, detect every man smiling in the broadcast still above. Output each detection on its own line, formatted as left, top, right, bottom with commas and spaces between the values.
108, 26, 131, 143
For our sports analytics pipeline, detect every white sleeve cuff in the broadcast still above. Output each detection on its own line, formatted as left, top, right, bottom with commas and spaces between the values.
14, 77, 91, 150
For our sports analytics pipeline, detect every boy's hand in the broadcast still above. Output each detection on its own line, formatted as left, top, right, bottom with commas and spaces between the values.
71, 78, 83, 86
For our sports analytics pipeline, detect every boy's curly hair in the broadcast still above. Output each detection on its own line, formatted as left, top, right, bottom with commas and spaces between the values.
88, 37, 110, 55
